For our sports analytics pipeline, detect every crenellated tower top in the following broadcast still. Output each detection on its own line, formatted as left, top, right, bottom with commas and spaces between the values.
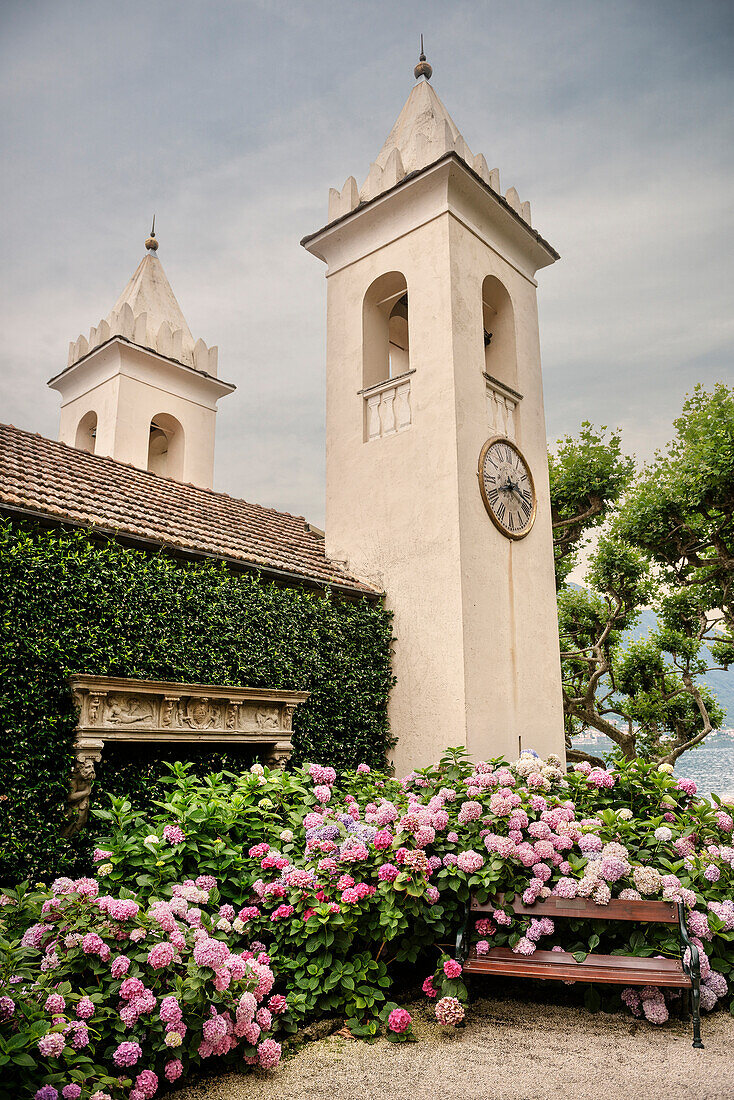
49, 228, 234, 488
327, 67, 533, 228
64, 231, 219, 376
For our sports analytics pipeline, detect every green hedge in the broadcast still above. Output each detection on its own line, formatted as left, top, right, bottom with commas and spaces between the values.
0, 520, 394, 883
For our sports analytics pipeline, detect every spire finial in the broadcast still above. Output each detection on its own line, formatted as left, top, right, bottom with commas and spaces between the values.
414, 35, 432, 81
145, 215, 158, 252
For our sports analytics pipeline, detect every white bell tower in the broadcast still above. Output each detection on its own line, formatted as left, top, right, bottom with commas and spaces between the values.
303, 54, 565, 772
48, 225, 235, 489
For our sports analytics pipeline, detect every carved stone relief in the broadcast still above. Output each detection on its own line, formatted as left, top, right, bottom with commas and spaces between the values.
65, 675, 309, 835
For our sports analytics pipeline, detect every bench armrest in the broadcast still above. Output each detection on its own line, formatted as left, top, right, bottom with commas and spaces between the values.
678, 901, 701, 980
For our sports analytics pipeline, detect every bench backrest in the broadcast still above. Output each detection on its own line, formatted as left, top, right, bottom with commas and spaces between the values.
470, 893, 679, 924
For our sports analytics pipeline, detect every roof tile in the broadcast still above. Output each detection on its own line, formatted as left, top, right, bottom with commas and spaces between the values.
0, 424, 376, 595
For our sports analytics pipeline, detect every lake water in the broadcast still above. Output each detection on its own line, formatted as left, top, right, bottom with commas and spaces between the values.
572, 728, 734, 800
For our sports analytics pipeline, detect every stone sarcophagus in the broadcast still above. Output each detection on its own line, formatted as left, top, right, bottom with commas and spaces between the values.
65, 675, 309, 835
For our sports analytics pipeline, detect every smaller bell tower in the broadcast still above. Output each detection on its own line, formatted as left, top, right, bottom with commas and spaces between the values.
48, 225, 235, 488
303, 53, 565, 772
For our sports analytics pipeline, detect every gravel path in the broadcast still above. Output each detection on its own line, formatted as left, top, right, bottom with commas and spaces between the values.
176, 994, 734, 1100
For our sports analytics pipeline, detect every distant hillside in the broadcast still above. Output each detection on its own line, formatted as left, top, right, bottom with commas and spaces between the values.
567, 585, 733, 726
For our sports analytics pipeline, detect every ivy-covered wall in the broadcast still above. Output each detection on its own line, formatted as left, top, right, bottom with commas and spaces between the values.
0, 520, 394, 883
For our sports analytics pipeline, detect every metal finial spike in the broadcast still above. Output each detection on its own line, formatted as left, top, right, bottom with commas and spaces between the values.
145, 215, 158, 252
414, 36, 432, 81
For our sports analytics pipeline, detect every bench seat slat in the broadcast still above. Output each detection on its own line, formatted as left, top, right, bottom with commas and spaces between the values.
470, 894, 679, 923
464, 947, 690, 987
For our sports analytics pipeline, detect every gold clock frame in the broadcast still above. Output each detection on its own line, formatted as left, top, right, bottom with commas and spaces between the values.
478, 435, 537, 541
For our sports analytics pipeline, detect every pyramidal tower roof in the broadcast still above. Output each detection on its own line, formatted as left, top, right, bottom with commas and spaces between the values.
63, 229, 219, 376
372, 78, 463, 177
326, 53, 534, 229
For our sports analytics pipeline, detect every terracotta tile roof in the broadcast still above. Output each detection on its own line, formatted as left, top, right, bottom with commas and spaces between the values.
0, 423, 377, 596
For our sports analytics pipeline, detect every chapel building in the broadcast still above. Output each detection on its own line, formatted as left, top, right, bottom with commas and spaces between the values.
0, 55, 565, 774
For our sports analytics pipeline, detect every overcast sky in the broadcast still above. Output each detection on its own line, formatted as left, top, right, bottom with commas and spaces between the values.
1, 0, 733, 526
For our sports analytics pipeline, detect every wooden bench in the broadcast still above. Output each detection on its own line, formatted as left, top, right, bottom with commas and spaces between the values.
456, 893, 704, 1047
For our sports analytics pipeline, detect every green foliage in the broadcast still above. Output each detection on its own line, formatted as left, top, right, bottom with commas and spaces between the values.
3, 749, 734, 1096
616, 384, 734, 616
550, 390, 734, 764
549, 422, 635, 584
0, 520, 394, 884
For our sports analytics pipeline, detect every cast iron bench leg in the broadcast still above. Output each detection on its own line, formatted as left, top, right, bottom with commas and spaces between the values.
691, 979, 704, 1049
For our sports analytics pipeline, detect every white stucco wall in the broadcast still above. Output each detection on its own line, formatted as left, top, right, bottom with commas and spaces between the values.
306, 156, 565, 774
50, 340, 230, 488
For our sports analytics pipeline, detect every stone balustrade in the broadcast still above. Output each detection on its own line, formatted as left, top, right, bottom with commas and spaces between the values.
484, 373, 522, 440
362, 370, 414, 441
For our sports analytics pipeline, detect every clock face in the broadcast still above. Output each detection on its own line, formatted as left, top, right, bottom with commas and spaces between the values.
478, 436, 536, 540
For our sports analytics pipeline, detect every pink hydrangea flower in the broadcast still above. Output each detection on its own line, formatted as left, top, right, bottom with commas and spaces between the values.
113, 1040, 142, 1067
435, 996, 465, 1026
164, 1060, 183, 1082
159, 996, 183, 1024
147, 942, 175, 969
422, 975, 437, 999
106, 899, 139, 922
45, 993, 65, 1014
258, 1037, 282, 1068
119, 977, 145, 1000
676, 777, 697, 797
387, 1008, 412, 1033
37, 1032, 65, 1057
134, 1070, 158, 1099
457, 800, 483, 824
110, 955, 130, 978
443, 958, 463, 979
456, 850, 484, 873
378, 863, 399, 883
81, 933, 104, 956
193, 937, 229, 968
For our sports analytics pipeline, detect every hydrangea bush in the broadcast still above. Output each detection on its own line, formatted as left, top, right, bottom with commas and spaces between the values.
0, 874, 285, 1098
3, 749, 734, 1096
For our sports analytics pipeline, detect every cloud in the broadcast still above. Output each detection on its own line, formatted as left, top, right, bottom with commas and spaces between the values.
1, 0, 733, 527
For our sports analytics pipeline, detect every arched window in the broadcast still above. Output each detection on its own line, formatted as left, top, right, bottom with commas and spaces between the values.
481, 275, 517, 391
75, 411, 97, 454
147, 413, 184, 480
362, 272, 410, 389
482, 276, 521, 440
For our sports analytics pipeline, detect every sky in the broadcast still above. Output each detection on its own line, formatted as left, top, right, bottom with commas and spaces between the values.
1, 0, 733, 526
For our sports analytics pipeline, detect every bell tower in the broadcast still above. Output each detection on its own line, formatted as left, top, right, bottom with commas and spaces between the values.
303, 55, 565, 772
48, 225, 235, 489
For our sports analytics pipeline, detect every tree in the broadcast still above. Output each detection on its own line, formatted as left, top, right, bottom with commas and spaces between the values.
616, 383, 734, 652
549, 422, 634, 585
549, 388, 734, 766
